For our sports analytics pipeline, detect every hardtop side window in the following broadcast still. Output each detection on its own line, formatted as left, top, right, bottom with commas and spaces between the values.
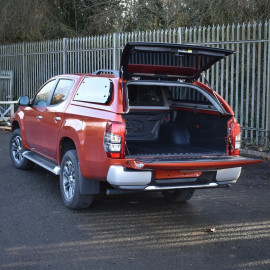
33, 80, 56, 107
170, 86, 211, 105
51, 79, 75, 105
128, 85, 164, 106
74, 77, 112, 104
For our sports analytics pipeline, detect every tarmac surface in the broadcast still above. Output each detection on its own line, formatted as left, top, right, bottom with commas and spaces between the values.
0, 131, 270, 270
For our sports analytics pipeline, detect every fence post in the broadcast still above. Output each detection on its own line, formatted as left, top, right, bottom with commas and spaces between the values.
9, 71, 13, 101
267, 20, 270, 146
177, 27, 183, 44
62, 38, 68, 74
22, 42, 27, 95
112, 33, 117, 70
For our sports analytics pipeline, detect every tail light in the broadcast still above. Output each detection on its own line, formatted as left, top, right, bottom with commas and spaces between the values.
104, 121, 126, 158
228, 118, 241, 155
234, 132, 241, 150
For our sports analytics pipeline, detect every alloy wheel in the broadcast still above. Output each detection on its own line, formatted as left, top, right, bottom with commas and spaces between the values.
11, 136, 23, 164
62, 160, 76, 201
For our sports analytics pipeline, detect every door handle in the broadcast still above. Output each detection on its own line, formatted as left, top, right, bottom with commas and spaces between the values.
54, 117, 61, 122
37, 115, 42, 120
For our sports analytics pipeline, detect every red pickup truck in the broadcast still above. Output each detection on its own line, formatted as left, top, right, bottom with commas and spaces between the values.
10, 42, 261, 209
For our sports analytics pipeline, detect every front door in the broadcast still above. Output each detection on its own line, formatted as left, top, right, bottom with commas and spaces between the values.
24, 78, 75, 161
24, 79, 57, 156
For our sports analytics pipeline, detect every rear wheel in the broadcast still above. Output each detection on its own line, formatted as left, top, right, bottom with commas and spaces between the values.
9, 129, 34, 170
162, 189, 194, 203
60, 150, 93, 209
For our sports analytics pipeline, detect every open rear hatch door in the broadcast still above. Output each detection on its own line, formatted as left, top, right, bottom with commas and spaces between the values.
120, 42, 234, 81
126, 156, 262, 170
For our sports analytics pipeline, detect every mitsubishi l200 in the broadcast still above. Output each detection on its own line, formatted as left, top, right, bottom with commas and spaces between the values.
10, 42, 262, 209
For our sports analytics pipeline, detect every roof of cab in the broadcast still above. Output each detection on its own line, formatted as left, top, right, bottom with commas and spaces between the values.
52, 71, 119, 80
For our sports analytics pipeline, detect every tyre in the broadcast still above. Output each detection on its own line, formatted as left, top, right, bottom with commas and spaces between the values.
60, 150, 93, 209
9, 129, 34, 170
162, 189, 194, 203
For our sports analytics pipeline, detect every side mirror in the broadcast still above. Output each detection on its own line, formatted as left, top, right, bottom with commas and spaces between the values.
18, 96, 30, 106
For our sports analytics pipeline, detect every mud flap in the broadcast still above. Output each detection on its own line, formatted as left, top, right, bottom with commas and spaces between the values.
80, 174, 100, 195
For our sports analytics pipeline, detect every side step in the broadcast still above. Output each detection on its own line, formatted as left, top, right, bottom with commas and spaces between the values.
23, 151, 60, 175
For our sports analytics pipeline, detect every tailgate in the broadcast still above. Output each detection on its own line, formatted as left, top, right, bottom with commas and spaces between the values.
126, 156, 262, 170
120, 42, 234, 81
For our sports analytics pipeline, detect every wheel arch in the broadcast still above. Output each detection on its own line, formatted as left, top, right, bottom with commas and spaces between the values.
11, 120, 20, 132
11, 118, 30, 150
60, 137, 76, 162
57, 120, 91, 177
58, 135, 100, 196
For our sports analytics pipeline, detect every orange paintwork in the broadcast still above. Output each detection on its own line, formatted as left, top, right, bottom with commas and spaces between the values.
13, 74, 126, 180
12, 73, 262, 183
155, 170, 202, 179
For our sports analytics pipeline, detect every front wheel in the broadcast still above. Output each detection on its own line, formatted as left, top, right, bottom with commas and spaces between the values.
162, 189, 194, 203
60, 150, 93, 209
9, 129, 34, 170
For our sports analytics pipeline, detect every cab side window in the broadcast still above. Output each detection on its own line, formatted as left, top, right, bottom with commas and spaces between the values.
33, 80, 56, 107
51, 79, 75, 105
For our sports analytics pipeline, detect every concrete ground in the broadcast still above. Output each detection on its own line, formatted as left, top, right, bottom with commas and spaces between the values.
0, 132, 270, 270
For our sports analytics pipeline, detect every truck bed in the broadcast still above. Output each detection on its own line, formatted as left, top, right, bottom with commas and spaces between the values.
126, 142, 225, 157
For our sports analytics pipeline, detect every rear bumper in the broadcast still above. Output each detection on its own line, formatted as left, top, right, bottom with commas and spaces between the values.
107, 166, 152, 186
216, 167, 242, 184
106, 165, 242, 190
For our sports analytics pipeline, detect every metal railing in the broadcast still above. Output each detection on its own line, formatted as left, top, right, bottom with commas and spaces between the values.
0, 70, 13, 101
0, 21, 269, 146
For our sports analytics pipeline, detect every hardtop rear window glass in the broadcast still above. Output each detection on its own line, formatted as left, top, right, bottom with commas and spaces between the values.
74, 77, 112, 104
128, 85, 164, 106
129, 51, 211, 69
169, 86, 211, 104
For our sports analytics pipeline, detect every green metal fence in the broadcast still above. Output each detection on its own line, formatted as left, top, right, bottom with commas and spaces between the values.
0, 21, 269, 146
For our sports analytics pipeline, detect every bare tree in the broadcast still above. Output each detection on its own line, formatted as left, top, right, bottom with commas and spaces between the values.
1, 0, 270, 44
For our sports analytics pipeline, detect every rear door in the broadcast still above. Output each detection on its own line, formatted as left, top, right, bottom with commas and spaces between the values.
120, 42, 234, 81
